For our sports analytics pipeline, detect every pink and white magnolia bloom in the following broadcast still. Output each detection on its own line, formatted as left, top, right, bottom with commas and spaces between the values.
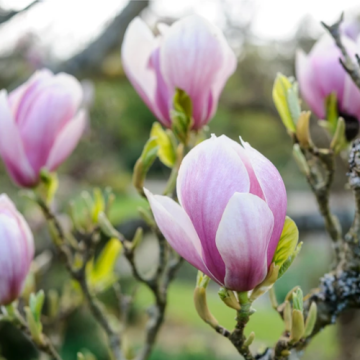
0, 194, 34, 305
0, 69, 87, 187
145, 135, 287, 292
296, 34, 360, 140
121, 15, 236, 130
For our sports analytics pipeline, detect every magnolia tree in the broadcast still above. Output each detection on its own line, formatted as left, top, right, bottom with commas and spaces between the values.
0, 12, 359, 360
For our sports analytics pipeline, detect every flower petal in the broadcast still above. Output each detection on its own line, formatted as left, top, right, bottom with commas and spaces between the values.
144, 189, 217, 281
0, 90, 36, 187
16, 72, 83, 173
0, 194, 34, 266
177, 135, 250, 283
206, 43, 237, 124
45, 110, 86, 171
8, 69, 53, 117
0, 195, 34, 305
121, 17, 170, 126
296, 49, 324, 118
342, 69, 360, 119
160, 15, 228, 127
242, 141, 287, 266
216, 192, 274, 292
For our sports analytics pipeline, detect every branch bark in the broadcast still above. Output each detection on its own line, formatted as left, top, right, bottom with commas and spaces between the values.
322, 14, 360, 90
55, 0, 149, 75
0, 1, 39, 25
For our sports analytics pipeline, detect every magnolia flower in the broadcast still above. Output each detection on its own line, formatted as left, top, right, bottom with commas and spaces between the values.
0, 194, 34, 305
145, 135, 287, 292
296, 34, 360, 140
341, 20, 360, 41
0, 69, 86, 187
122, 15, 236, 129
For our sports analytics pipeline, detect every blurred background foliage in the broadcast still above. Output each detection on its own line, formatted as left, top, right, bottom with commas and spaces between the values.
0, 0, 359, 359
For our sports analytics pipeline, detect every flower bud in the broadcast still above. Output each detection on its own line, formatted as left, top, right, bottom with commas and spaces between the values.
145, 134, 287, 292
290, 309, 305, 343
194, 272, 219, 328
0, 69, 86, 187
218, 288, 240, 311
296, 34, 360, 141
0, 195, 34, 305
304, 302, 317, 337
244, 331, 255, 347
284, 301, 292, 332
122, 15, 236, 130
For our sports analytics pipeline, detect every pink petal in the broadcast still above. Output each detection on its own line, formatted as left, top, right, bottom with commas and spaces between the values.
218, 136, 264, 198
342, 70, 360, 118
121, 17, 170, 126
0, 195, 34, 305
310, 36, 347, 105
160, 15, 228, 127
296, 49, 325, 118
148, 48, 172, 124
16, 73, 83, 174
216, 192, 274, 292
8, 69, 53, 117
0, 194, 34, 266
206, 41, 237, 125
144, 189, 218, 281
45, 110, 86, 171
177, 135, 250, 283
0, 91, 36, 187
242, 141, 287, 266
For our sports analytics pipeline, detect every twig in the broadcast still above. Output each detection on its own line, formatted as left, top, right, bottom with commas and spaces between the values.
37, 199, 125, 360
322, 13, 360, 90
9, 307, 63, 360
120, 231, 183, 360
345, 139, 360, 262
302, 148, 343, 261
228, 297, 256, 360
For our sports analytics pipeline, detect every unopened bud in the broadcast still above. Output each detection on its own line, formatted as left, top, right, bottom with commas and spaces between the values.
296, 111, 312, 149
293, 144, 310, 176
284, 301, 292, 332
244, 331, 255, 347
130, 227, 143, 251
285, 286, 300, 302
98, 212, 120, 239
330, 117, 347, 154
292, 288, 304, 312
290, 309, 305, 343
281, 350, 291, 356
269, 287, 278, 309
218, 288, 240, 311
272, 74, 297, 133
304, 302, 317, 337
194, 272, 218, 328
25, 306, 43, 345
250, 263, 279, 301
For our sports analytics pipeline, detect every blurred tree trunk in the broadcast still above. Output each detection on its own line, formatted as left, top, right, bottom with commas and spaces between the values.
56, 0, 149, 76
338, 310, 360, 359
0, 0, 39, 24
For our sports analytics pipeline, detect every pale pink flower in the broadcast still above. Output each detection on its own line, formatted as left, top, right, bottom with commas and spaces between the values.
0, 69, 86, 187
145, 135, 287, 292
122, 15, 236, 129
0, 195, 34, 305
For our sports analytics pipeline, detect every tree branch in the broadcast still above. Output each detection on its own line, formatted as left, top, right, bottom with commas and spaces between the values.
322, 14, 360, 90
37, 199, 125, 360
0, 1, 39, 25
55, 0, 149, 75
